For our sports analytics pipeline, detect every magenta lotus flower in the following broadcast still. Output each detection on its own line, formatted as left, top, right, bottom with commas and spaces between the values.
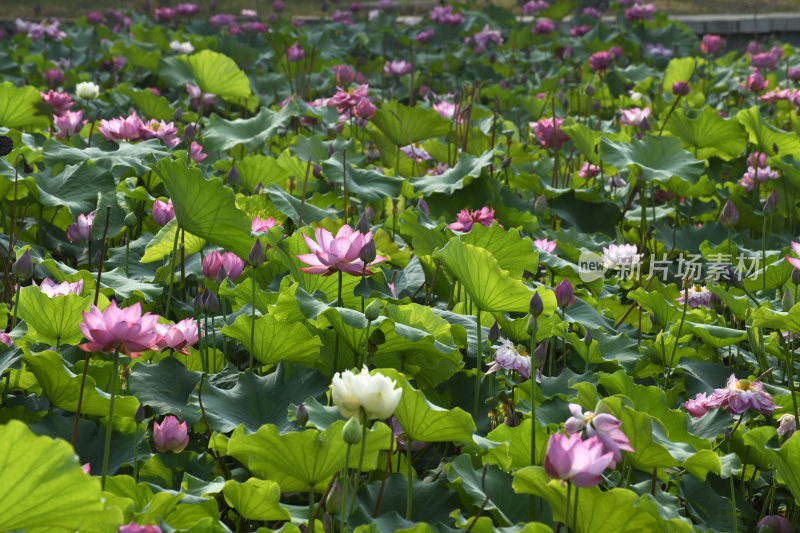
555, 279, 575, 308
79, 301, 162, 358
429, 5, 463, 25
287, 41, 306, 62
785, 241, 800, 270
41, 90, 74, 115
331, 64, 355, 85
534, 239, 557, 254
86, 11, 104, 24
522, 0, 548, 15
486, 338, 532, 380
624, 3, 656, 21
756, 515, 793, 533
252, 217, 278, 233
297, 225, 387, 276
54, 110, 85, 139
739, 165, 778, 191
564, 403, 634, 469
44, 68, 64, 88
578, 162, 600, 180
155, 318, 199, 355
569, 25, 592, 37
67, 211, 96, 242
529, 117, 568, 149
353, 98, 377, 120
685, 374, 775, 418
588, 51, 612, 71
329, 84, 369, 115
153, 415, 190, 453
750, 52, 779, 71
416, 28, 434, 44
139, 119, 179, 147
202, 251, 245, 281
152, 199, 175, 227
0, 331, 11, 347
38, 278, 84, 297
544, 433, 614, 487
745, 72, 769, 93
98, 112, 143, 142
153, 7, 176, 21
190, 142, 208, 163
185, 83, 217, 110
118, 524, 162, 533
465, 24, 503, 53
177, 3, 200, 15
533, 19, 555, 35
700, 34, 722, 54
209, 13, 237, 27
383, 60, 411, 76
447, 207, 496, 232
684, 392, 712, 418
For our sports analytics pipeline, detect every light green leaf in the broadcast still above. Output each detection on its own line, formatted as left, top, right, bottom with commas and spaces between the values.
600, 136, 705, 191
116, 83, 175, 121
0, 82, 50, 129
664, 107, 747, 161
371, 100, 452, 146
221, 313, 321, 367
141, 218, 206, 264
410, 149, 493, 196
185, 49, 252, 101
16, 286, 92, 346
742, 427, 800, 503
223, 478, 291, 521
460, 223, 540, 279
662, 57, 698, 92
736, 106, 800, 159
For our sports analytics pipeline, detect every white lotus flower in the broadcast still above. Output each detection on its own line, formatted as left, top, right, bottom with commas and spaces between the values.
76, 81, 99, 99
170, 40, 195, 54
601, 243, 639, 269
331, 366, 402, 420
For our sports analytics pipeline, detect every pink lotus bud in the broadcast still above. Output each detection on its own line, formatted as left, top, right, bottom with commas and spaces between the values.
152, 415, 189, 453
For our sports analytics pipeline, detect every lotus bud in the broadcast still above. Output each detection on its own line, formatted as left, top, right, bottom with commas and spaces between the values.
152, 415, 190, 453
764, 190, 778, 213
173, 107, 183, 122
584, 330, 592, 347
249, 239, 265, 267
529, 292, 544, 317
12, 250, 33, 280
554, 279, 575, 308
216, 265, 228, 284
254, 183, 265, 194
328, 144, 336, 158
135, 404, 146, 424
183, 123, 195, 144
757, 515, 793, 533
226, 164, 239, 186
793, 268, 800, 284
783, 289, 795, 312
193, 290, 206, 314
719, 199, 739, 227
638, 115, 651, 132
488, 321, 500, 343
364, 299, 381, 321
364, 206, 375, 221
325, 480, 344, 514
313, 164, 323, 179
534, 339, 548, 368
417, 198, 429, 215
585, 84, 595, 96
342, 415, 363, 444
356, 213, 370, 234
295, 402, 309, 426
671, 81, 690, 95
22, 158, 32, 174
526, 315, 536, 335
534, 195, 548, 214
359, 239, 377, 264
203, 290, 219, 313
773, 143, 779, 154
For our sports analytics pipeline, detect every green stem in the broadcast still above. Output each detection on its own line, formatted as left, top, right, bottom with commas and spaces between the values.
363, 321, 371, 368
406, 437, 414, 520
782, 335, 800, 431
164, 226, 181, 320
665, 285, 689, 388
761, 214, 768, 294
12, 282, 20, 328
341, 444, 352, 533
572, 486, 579, 533
730, 472, 738, 533
473, 308, 483, 420
565, 481, 572, 532
133, 422, 139, 482
529, 317, 538, 521
308, 486, 315, 533
100, 349, 120, 490
125, 229, 130, 277
352, 412, 369, 511
250, 269, 257, 371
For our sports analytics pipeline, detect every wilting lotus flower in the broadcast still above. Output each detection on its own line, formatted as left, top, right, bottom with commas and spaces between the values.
251, 217, 278, 233
297, 225, 387, 276
287, 41, 306, 62
676, 285, 713, 309
153, 415, 190, 453
67, 211, 96, 242
190, 142, 207, 162
684, 374, 775, 418
486, 338, 532, 380
534, 238, 557, 253
78, 301, 162, 357
39, 278, 84, 297
152, 199, 175, 227
202, 251, 245, 281
601, 243, 638, 269
777, 413, 797, 438
447, 207, 497, 232
54, 110, 85, 139
41, 90, 74, 115
544, 433, 614, 487
331, 366, 402, 419
564, 403, 634, 469
76, 81, 100, 100
155, 318, 199, 355
98, 112, 144, 142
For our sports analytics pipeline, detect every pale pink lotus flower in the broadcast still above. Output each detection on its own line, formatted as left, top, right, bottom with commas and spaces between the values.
252, 217, 278, 233
433, 101, 458, 120
624, 3, 656, 21
529, 117, 568, 149
153, 7, 176, 21
81, 463, 91, 474
383, 60, 411, 76
777, 413, 797, 438
41, 90, 74, 115
522, 0, 548, 15
329, 84, 369, 115
54, 110, 86, 139
447, 207, 497, 232
486, 338, 532, 380
185, 83, 217, 110
601, 243, 638, 269
353, 98, 376, 120
152, 199, 175, 227
177, 3, 200, 15
39, 278, 84, 297
684, 374, 775, 418
202, 251, 245, 281
534, 238, 557, 253
154, 318, 199, 355
67, 211, 96, 242
139, 119, 180, 147
98, 112, 144, 142
620, 107, 650, 127
209, 14, 237, 27
578, 162, 600, 180
429, 5, 463, 25
739, 165, 779, 191
297, 225, 387, 276
465, 24, 503, 53
544, 433, 614, 487
78, 301, 162, 358
241, 9, 258, 18
153, 415, 190, 453
190, 142, 207, 163
785, 241, 800, 270
564, 403, 634, 469
684, 392, 712, 418
676, 285, 713, 309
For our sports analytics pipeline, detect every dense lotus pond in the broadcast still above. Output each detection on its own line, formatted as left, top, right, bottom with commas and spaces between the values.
0, 1, 799, 532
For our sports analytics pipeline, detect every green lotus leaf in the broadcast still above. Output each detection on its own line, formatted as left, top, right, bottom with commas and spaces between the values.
203, 102, 300, 153
410, 149, 494, 196
185, 49, 252, 101
141, 218, 206, 264
742, 428, 800, 502
600, 136, 705, 190
223, 478, 291, 521
736, 106, 800, 159
34, 161, 115, 216
16, 286, 92, 347
322, 156, 404, 202
0, 82, 50, 129
222, 313, 321, 367
43, 138, 169, 174
116, 83, 175, 121
663, 106, 747, 161
128, 356, 202, 425
371, 100, 452, 146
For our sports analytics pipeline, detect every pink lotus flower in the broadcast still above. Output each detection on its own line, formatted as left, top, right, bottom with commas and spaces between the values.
530, 117, 568, 149
241, 9, 258, 19
544, 433, 614, 487
624, 3, 656, 21
209, 14, 236, 27
777, 413, 797, 438
54, 110, 85, 139
789, 67, 800, 82
676, 285, 713, 309
329, 84, 369, 115
287, 42, 305, 62
578, 162, 600, 180
486, 338, 532, 380
81, 462, 91, 474
785, 241, 800, 270
177, 3, 200, 15
331, 64, 355, 85
297, 225, 387, 276
86, 11, 104, 24
155, 318, 199, 355
588, 51, 612, 71
0, 332, 11, 347
569, 25, 592, 37
433, 101, 458, 120
152, 199, 175, 227
185, 83, 217, 110
353, 98, 376, 120
252, 217, 278, 233
416, 29, 434, 44
153, 7, 176, 22
202, 251, 245, 281
533, 19, 555, 35
118, 524, 162, 533
41, 90, 74, 116
620, 107, 651, 127
190, 142, 207, 163
750, 52, 779, 71
447, 207, 496, 232
429, 5, 463, 25
153, 415, 190, 453
39, 278, 84, 297
564, 403, 634, 469
756, 516, 793, 533
522, 0, 549, 15
739, 165, 778, 191
78, 301, 162, 357
383, 60, 411, 76
400, 143, 432, 162
700, 34, 722, 54
745, 72, 769, 93
685, 374, 775, 418
534, 238, 557, 253
67, 211, 96, 242
98, 112, 144, 142
139, 119, 179, 147
684, 392, 712, 418
44, 68, 64, 88
465, 24, 503, 53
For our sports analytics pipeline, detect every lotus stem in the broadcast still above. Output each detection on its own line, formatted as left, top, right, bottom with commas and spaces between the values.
782, 335, 800, 431
164, 225, 181, 320
250, 269, 257, 371
406, 437, 414, 520
473, 307, 482, 419
565, 481, 572, 532
308, 486, 315, 533
341, 444, 352, 533
349, 412, 369, 515
572, 485, 579, 532
101, 349, 120, 490
529, 316, 538, 521
665, 285, 689, 388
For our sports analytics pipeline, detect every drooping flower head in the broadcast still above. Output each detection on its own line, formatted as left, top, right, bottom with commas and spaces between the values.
486, 338, 532, 380
297, 225, 387, 276
564, 403, 634, 469
777, 413, 797, 438
544, 433, 614, 487
78, 301, 162, 357
447, 207, 496, 232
